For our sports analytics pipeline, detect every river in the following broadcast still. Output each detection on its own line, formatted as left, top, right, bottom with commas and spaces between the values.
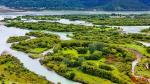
0, 25, 78, 84
0, 10, 150, 15
0, 11, 150, 84
111, 26, 150, 33
22, 18, 150, 33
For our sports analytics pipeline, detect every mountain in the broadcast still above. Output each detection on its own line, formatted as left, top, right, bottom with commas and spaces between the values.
0, 0, 150, 11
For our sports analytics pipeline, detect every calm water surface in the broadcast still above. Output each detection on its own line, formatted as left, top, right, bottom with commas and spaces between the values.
0, 25, 78, 84
0, 11, 150, 84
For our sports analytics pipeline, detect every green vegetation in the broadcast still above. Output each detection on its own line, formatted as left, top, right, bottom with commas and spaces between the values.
41, 41, 134, 84
127, 33, 150, 42
6, 15, 150, 84
26, 31, 59, 38
56, 14, 150, 26
141, 27, 150, 33
7, 21, 93, 32
0, 0, 150, 11
135, 58, 150, 78
17, 14, 150, 26
120, 44, 150, 57
11, 37, 57, 53
0, 54, 51, 84
11, 32, 60, 54
7, 36, 30, 43
11, 31, 60, 58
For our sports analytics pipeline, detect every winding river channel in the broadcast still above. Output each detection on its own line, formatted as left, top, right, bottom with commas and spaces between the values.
0, 11, 150, 84
0, 25, 79, 84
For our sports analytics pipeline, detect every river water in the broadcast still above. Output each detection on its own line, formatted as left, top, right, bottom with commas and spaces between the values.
0, 11, 150, 84
21, 18, 150, 33
138, 41, 150, 47
111, 26, 150, 33
0, 10, 150, 15
0, 25, 78, 84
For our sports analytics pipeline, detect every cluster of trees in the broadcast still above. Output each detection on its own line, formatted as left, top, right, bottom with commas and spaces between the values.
80, 62, 131, 84
56, 41, 135, 62
133, 58, 150, 78
99, 64, 115, 71
141, 27, 150, 33
128, 33, 150, 42
20, 15, 109, 21
7, 36, 30, 43
146, 47, 150, 54
19, 14, 150, 26
91, 18, 150, 26
59, 14, 150, 26
41, 40, 135, 83
9, 31, 61, 54
61, 40, 90, 48
6, 15, 150, 83
73, 29, 134, 44
85, 51, 103, 60
12, 36, 60, 54
1, 0, 150, 11
7, 21, 93, 32
20, 15, 58, 20
0, 54, 51, 83
26, 31, 59, 38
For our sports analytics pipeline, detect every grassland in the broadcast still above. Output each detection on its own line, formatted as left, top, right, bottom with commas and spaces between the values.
0, 54, 51, 84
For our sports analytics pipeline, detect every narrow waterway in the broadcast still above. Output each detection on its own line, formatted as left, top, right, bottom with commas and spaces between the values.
138, 41, 150, 47
111, 26, 150, 33
21, 18, 150, 33
0, 25, 79, 84
131, 50, 142, 75
0, 12, 150, 84
23, 19, 93, 26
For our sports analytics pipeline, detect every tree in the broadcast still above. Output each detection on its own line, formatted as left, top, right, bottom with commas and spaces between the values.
86, 51, 103, 60
76, 47, 88, 54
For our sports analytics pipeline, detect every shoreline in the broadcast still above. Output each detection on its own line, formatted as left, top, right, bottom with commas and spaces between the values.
0, 7, 150, 15
0, 6, 25, 13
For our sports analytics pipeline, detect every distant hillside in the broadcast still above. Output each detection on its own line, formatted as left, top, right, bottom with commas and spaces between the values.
0, 0, 150, 11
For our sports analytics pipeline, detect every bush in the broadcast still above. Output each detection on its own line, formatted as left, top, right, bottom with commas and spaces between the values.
80, 62, 129, 84
69, 72, 75, 80
86, 51, 102, 60
99, 64, 115, 71
76, 47, 88, 54
147, 47, 150, 53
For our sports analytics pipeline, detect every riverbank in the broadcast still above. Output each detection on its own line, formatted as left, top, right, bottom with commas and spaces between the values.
0, 6, 24, 12
1, 13, 150, 84
0, 25, 78, 84
0, 53, 51, 84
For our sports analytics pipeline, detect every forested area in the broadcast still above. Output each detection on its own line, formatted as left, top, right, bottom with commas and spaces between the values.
5, 14, 150, 84
0, 54, 51, 84
0, 0, 150, 11
16, 14, 150, 26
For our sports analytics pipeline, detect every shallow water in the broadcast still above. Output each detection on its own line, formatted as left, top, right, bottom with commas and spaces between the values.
138, 41, 150, 47
0, 10, 150, 15
132, 60, 138, 73
111, 26, 150, 33
22, 18, 93, 26
0, 11, 150, 83
22, 18, 150, 33
0, 25, 78, 84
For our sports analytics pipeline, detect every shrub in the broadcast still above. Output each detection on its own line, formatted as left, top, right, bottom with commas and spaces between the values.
86, 51, 103, 60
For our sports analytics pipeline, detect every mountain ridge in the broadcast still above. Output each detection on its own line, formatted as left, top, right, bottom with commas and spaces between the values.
0, 0, 150, 11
